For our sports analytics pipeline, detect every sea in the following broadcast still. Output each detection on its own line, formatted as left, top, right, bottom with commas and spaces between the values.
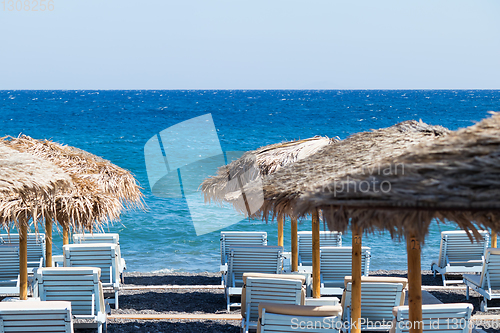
1, 90, 499, 273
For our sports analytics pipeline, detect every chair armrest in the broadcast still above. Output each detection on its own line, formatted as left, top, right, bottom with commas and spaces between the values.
52, 255, 64, 267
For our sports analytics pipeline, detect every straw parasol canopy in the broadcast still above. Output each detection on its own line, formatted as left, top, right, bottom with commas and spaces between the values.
201, 136, 337, 205
296, 112, 500, 241
2, 135, 143, 232
0, 143, 72, 228
229, 120, 449, 220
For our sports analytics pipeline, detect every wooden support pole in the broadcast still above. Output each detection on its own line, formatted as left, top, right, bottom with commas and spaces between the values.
291, 217, 298, 272
312, 210, 320, 298
351, 225, 363, 333
278, 216, 284, 247
492, 230, 497, 248
63, 225, 70, 245
19, 224, 28, 300
407, 233, 423, 333
45, 219, 53, 267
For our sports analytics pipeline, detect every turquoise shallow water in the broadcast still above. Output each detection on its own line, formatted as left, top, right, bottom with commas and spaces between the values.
1, 90, 499, 272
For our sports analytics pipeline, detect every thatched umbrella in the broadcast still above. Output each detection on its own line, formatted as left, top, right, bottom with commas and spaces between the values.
225, 120, 448, 331
0, 143, 72, 300
202, 136, 336, 271
3, 135, 143, 266
290, 113, 500, 333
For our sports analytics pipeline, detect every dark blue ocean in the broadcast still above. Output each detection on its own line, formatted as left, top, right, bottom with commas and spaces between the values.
1, 90, 499, 273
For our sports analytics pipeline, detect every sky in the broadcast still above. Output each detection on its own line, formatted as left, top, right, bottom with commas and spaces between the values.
0, 0, 499, 90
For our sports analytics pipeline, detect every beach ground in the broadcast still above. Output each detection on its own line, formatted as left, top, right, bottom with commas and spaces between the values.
75, 270, 499, 333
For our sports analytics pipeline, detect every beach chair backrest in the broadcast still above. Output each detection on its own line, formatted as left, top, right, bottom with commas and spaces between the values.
0, 300, 73, 333
34, 267, 104, 318
220, 231, 267, 265
480, 248, 500, 288
73, 233, 122, 265
345, 282, 403, 322
245, 277, 302, 323
437, 230, 489, 268
392, 303, 473, 333
63, 243, 119, 287
0, 245, 19, 284
227, 245, 283, 288
298, 231, 342, 266
320, 247, 371, 288
0, 233, 46, 267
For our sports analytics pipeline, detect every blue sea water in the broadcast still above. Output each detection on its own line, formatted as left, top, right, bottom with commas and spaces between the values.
1, 90, 499, 273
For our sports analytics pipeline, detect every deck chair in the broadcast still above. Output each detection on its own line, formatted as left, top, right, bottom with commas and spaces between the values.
0, 233, 45, 269
225, 245, 283, 311
220, 232, 267, 282
342, 277, 407, 332
320, 246, 371, 295
0, 300, 74, 333
73, 233, 126, 282
63, 243, 120, 309
242, 274, 306, 333
390, 303, 473, 333
33, 267, 107, 333
298, 231, 342, 267
258, 302, 342, 333
464, 248, 500, 311
431, 230, 489, 286
0, 245, 20, 295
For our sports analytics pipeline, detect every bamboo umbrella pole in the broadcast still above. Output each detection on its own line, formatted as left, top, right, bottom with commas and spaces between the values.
407, 233, 423, 333
45, 219, 53, 267
19, 224, 28, 300
351, 225, 363, 333
278, 216, 284, 247
492, 230, 497, 248
312, 210, 320, 298
291, 217, 298, 272
63, 225, 70, 245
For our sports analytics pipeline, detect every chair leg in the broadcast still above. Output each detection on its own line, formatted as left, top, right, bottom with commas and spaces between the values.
227, 294, 230, 312
466, 285, 469, 300
115, 290, 119, 309
98, 322, 103, 333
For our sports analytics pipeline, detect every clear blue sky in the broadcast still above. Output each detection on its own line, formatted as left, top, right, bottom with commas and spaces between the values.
0, 0, 499, 89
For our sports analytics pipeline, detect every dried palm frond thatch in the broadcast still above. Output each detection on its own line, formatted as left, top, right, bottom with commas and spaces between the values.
234, 120, 449, 220
201, 136, 337, 205
296, 112, 500, 241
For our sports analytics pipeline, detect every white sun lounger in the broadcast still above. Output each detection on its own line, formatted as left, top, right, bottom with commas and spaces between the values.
0, 233, 45, 269
220, 232, 267, 278
0, 245, 20, 295
225, 245, 283, 311
33, 267, 107, 333
0, 300, 74, 333
464, 248, 500, 311
298, 231, 342, 268
63, 243, 120, 310
342, 277, 406, 332
73, 233, 126, 282
257, 302, 342, 333
390, 303, 473, 333
431, 230, 489, 286
320, 246, 371, 295
242, 275, 305, 333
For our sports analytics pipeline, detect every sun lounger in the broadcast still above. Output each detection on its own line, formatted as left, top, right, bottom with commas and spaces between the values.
242, 273, 306, 333
73, 233, 126, 282
220, 232, 267, 282
0, 233, 45, 269
33, 267, 107, 333
464, 248, 500, 311
390, 303, 473, 333
298, 231, 342, 268
320, 246, 371, 295
63, 243, 120, 309
342, 276, 407, 332
0, 245, 20, 295
0, 300, 74, 333
257, 302, 342, 333
225, 245, 283, 311
431, 230, 489, 286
